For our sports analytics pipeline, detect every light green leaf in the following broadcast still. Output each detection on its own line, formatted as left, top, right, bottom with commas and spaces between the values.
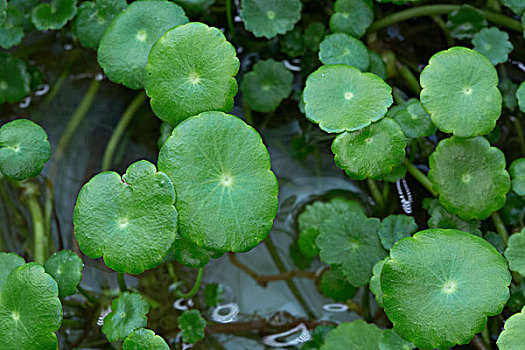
378, 214, 417, 250
392, 99, 437, 138
329, 0, 373, 38
381, 229, 511, 350
446, 5, 487, 40
145, 22, 239, 126
428, 136, 510, 220
173, 234, 211, 268
31, 0, 77, 30
0, 119, 51, 181
73, 0, 127, 49
505, 230, 525, 276
370, 258, 386, 307
0, 6, 24, 49
497, 306, 525, 350
0, 53, 31, 103
321, 320, 383, 350
102, 292, 149, 342
319, 269, 357, 302
0, 263, 62, 350
379, 329, 414, 350
303, 64, 393, 133
158, 112, 279, 253
317, 212, 386, 287
177, 309, 206, 344
0, 252, 25, 290
240, 59, 293, 113
123, 328, 169, 350
240, 0, 302, 39
510, 158, 525, 196
97, 0, 188, 89
517, 81, 525, 113
420, 46, 502, 138
44, 250, 83, 298
472, 27, 513, 65
332, 118, 406, 180
73, 160, 177, 274
319, 33, 369, 71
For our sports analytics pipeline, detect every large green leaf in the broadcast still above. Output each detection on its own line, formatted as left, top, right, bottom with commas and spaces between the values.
379, 329, 414, 350
0, 263, 62, 350
329, 0, 373, 38
381, 229, 511, 350
0, 119, 51, 181
496, 306, 525, 350
239, 0, 302, 39
145, 22, 239, 126
158, 112, 278, 253
97, 0, 188, 89
102, 292, 149, 342
73, 160, 177, 274
44, 250, 83, 298
420, 47, 501, 138
123, 328, 169, 350
303, 64, 393, 133
320, 320, 383, 350
428, 136, 510, 220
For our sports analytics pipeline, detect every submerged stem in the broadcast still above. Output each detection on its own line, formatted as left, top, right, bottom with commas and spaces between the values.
403, 159, 437, 197
117, 272, 128, 292
366, 178, 385, 210
176, 267, 204, 299
514, 116, 525, 156
101, 92, 147, 171
27, 195, 45, 265
491, 212, 509, 246
226, 0, 236, 41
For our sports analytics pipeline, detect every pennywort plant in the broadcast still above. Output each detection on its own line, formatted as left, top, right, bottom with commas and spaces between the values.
1, 0, 525, 349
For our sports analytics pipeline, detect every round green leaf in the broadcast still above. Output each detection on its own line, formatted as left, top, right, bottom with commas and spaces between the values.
145, 22, 239, 126
505, 230, 525, 276
239, 0, 302, 39
497, 306, 525, 350
0, 119, 51, 181
446, 5, 487, 40
370, 258, 386, 307
304, 22, 326, 52
319, 269, 356, 302
97, 0, 188, 90
329, 0, 373, 38
73, 0, 127, 49
31, 0, 77, 30
381, 229, 511, 350
319, 33, 369, 71
332, 118, 407, 180
321, 320, 383, 350
517, 82, 525, 113
240, 59, 293, 113
73, 160, 177, 274
123, 328, 169, 350
378, 214, 417, 250
0, 263, 62, 350
472, 28, 513, 65
368, 50, 386, 80
0, 252, 25, 290
173, 234, 211, 268
303, 64, 393, 133
510, 158, 525, 196
102, 292, 149, 342
0, 6, 24, 49
499, 79, 518, 111
317, 211, 386, 287
428, 136, 510, 220
280, 27, 306, 58
379, 329, 414, 350
158, 112, 278, 253
44, 250, 83, 298
177, 309, 206, 344
0, 53, 31, 104
392, 99, 437, 138
420, 46, 502, 138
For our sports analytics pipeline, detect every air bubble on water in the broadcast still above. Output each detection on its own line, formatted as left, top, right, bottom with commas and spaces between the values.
262, 323, 311, 347
64, 43, 73, 51
18, 96, 31, 109
35, 84, 50, 96
323, 303, 349, 313
95, 73, 105, 81
234, 16, 242, 22
211, 302, 239, 323
173, 298, 194, 311
283, 60, 301, 72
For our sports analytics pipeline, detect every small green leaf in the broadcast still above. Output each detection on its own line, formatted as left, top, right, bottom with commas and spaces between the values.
505, 230, 525, 277
0, 119, 51, 181
44, 250, 83, 298
173, 234, 211, 268
472, 27, 513, 65
332, 118, 407, 180
304, 22, 326, 52
31, 0, 77, 30
370, 258, 386, 307
379, 329, 414, 350
177, 309, 206, 344
428, 136, 510, 220
510, 158, 525, 196
0, 252, 25, 290
73, 0, 127, 49
158, 112, 279, 253
500, 0, 525, 16
484, 231, 505, 255
378, 214, 417, 250
446, 5, 487, 40
368, 50, 386, 80
423, 198, 482, 236
298, 227, 320, 258
517, 81, 525, 113
329, 0, 373, 38
239, 0, 302, 39
420, 46, 502, 138
317, 212, 386, 287
303, 64, 393, 133
392, 99, 437, 138
499, 79, 518, 111
0, 53, 31, 103
97, 0, 188, 89
302, 325, 336, 349
280, 27, 306, 58
73, 160, 177, 274
496, 306, 525, 350
381, 229, 511, 350
0, 6, 24, 49
145, 22, 239, 126
123, 328, 169, 350
240, 59, 293, 113
319, 269, 356, 302
321, 320, 383, 350
0, 263, 62, 350
102, 292, 149, 342
319, 33, 369, 71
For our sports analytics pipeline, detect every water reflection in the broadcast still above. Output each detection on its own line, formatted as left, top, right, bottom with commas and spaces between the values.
262, 323, 311, 347
211, 302, 240, 323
